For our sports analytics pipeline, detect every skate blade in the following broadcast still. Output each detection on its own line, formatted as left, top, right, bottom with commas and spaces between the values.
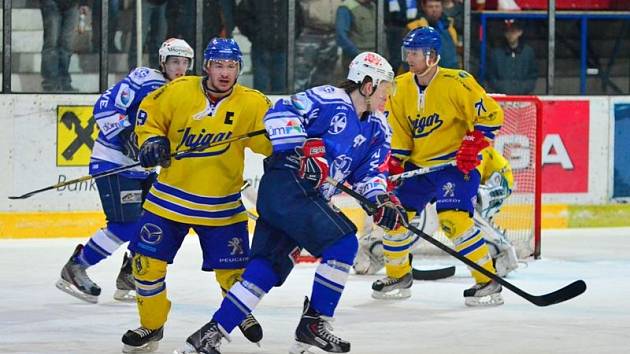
289, 340, 314, 354
465, 293, 504, 307
122, 341, 159, 353
55, 279, 98, 304
114, 289, 136, 302
173, 343, 199, 354
371, 288, 411, 300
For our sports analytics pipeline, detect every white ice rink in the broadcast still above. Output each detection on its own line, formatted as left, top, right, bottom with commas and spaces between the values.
1, 227, 629, 354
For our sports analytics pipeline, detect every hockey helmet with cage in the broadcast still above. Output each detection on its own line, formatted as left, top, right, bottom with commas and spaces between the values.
203, 38, 243, 70
403, 26, 441, 58
159, 38, 194, 70
347, 52, 395, 88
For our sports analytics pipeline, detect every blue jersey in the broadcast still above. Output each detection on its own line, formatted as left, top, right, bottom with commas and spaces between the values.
264, 85, 390, 202
89, 67, 166, 179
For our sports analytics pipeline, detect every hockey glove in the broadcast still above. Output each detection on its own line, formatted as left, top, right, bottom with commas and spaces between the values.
139, 136, 171, 168
386, 154, 405, 191
371, 192, 407, 231
118, 127, 140, 161
296, 138, 329, 188
455, 130, 490, 175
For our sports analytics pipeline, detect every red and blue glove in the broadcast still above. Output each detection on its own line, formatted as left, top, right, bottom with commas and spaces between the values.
455, 130, 489, 174
385, 154, 404, 191
371, 192, 407, 231
296, 138, 329, 188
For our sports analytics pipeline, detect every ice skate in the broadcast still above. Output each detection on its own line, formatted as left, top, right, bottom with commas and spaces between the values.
371, 271, 413, 300
175, 320, 230, 354
238, 313, 263, 344
121, 326, 163, 353
464, 280, 504, 307
55, 244, 101, 303
289, 297, 350, 354
114, 251, 136, 302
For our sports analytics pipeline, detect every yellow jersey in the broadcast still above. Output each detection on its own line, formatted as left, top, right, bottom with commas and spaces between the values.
385, 68, 503, 167
478, 146, 514, 190
136, 77, 272, 226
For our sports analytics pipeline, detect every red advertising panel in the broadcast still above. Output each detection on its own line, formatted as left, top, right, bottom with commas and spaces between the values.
541, 100, 590, 193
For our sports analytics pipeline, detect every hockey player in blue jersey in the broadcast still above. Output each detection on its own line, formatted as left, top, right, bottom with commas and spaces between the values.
176, 52, 406, 354
56, 38, 194, 304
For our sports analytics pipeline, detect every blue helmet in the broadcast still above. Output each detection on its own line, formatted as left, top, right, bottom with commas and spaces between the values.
203, 38, 243, 69
403, 26, 441, 53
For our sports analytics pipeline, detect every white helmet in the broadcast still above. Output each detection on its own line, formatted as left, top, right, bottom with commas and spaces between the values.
347, 52, 395, 87
159, 38, 194, 70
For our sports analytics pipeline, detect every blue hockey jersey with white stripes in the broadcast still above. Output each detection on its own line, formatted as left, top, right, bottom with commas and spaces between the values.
264, 85, 391, 201
89, 67, 166, 179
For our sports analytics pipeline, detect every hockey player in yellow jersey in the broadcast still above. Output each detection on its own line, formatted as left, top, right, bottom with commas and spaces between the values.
121, 38, 272, 353
375, 26, 506, 306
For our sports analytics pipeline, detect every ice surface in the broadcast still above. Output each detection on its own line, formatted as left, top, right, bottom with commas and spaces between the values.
1, 227, 629, 354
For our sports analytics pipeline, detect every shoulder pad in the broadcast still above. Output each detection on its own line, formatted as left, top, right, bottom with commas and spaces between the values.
129, 67, 166, 84
309, 85, 352, 104
242, 86, 272, 107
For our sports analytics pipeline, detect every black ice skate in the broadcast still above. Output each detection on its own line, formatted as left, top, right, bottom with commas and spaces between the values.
289, 297, 350, 354
55, 244, 101, 303
114, 251, 136, 302
371, 271, 413, 300
175, 320, 230, 354
463, 280, 504, 307
238, 313, 263, 344
122, 326, 163, 353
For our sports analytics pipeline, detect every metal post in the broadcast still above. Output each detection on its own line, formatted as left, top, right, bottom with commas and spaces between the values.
376, 0, 385, 55
136, 0, 142, 68
463, 0, 471, 72
547, 0, 555, 94
196, 0, 203, 75
580, 16, 587, 95
100, 0, 110, 91
3, 0, 12, 92
287, 0, 296, 92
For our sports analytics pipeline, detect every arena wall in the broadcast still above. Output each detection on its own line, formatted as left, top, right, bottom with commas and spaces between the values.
0, 95, 629, 238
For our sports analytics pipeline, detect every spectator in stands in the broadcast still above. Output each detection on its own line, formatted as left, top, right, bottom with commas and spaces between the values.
407, 0, 459, 68
385, 0, 417, 74
220, 0, 236, 37
91, 0, 120, 53
40, 0, 89, 92
295, 0, 343, 91
128, 0, 167, 70
336, 0, 377, 70
487, 19, 538, 94
235, 0, 303, 93
442, 0, 463, 44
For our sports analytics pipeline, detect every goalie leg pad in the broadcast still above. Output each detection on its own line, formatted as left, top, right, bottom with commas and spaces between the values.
353, 228, 385, 275
440, 210, 496, 284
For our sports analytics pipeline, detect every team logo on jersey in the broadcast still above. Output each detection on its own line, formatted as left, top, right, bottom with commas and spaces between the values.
115, 83, 135, 109
329, 113, 347, 134
353, 134, 366, 148
140, 223, 163, 245
132, 67, 151, 79
442, 182, 456, 198
175, 128, 233, 157
228, 237, 244, 256
410, 113, 443, 138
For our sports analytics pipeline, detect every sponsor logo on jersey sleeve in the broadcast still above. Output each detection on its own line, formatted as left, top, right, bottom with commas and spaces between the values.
115, 83, 135, 109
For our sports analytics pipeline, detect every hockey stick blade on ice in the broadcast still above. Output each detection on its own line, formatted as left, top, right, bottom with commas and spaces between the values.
9, 129, 267, 200
326, 176, 587, 307
412, 266, 456, 281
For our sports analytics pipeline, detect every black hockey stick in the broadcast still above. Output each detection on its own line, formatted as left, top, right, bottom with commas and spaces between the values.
9, 129, 267, 200
326, 176, 587, 307
412, 266, 456, 280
